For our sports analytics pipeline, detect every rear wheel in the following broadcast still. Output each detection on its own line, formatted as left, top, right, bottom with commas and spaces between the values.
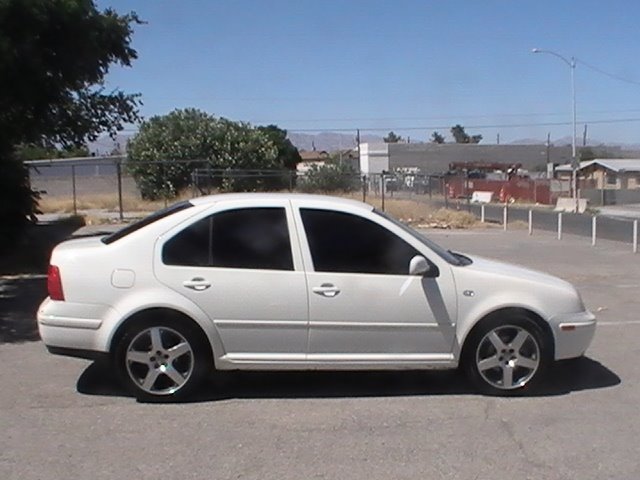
115, 318, 210, 402
464, 315, 551, 395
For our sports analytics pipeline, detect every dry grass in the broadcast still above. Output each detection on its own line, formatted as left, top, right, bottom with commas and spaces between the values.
342, 194, 479, 229
39, 191, 480, 229
508, 220, 530, 230
39, 192, 194, 214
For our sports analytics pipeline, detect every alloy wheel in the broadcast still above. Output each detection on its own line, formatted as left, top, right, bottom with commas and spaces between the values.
125, 326, 194, 395
475, 325, 540, 390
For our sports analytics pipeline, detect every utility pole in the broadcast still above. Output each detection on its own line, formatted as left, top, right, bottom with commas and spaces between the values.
531, 48, 578, 210
496, 133, 500, 145
546, 132, 552, 179
583, 124, 588, 147
356, 128, 361, 171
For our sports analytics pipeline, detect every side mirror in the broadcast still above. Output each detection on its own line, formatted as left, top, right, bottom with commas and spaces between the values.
409, 255, 432, 276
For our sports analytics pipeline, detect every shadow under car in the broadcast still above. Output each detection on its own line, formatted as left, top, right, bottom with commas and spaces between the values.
76, 355, 620, 403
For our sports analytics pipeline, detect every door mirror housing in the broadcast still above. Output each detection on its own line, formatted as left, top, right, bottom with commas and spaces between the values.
409, 255, 438, 277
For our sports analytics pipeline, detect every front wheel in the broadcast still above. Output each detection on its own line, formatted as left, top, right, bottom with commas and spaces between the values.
464, 315, 551, 395
115, 319, 210, 402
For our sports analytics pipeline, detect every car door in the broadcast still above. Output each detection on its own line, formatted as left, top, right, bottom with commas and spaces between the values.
153, 199, 308, 361
293, 203, 457, 360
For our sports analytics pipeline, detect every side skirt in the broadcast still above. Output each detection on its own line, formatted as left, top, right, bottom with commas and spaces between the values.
215, 353, 457, 371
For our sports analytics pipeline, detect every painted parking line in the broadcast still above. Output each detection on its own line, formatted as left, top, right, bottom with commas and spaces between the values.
597, 320, 640, 326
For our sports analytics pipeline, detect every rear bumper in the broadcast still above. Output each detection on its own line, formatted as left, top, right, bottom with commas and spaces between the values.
37, 297, 113, 354
551, 310, 597, 360
46, 346, 109, 362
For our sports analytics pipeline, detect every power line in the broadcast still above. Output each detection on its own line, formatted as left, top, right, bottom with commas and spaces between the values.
285, 117, 640, 133
576, 58, 640, 87
111, 115, 640, 135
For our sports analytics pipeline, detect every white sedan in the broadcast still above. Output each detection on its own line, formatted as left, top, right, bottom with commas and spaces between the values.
38, 193, 596, 401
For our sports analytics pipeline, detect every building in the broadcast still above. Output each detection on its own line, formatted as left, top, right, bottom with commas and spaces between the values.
556, 159, 640, 205
359, 143, 577, 174
358, 142, 640, 175
556, 159, 640, 189
296, 150, 330, 174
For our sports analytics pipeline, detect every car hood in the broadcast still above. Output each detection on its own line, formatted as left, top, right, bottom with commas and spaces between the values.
460, 254, 573, 290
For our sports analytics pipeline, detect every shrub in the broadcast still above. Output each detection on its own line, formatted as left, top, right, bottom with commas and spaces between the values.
299, 163, 360, 193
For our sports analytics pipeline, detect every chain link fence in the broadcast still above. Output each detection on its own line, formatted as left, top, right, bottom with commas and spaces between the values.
24, 157, 640, 251
26, 158, 449, 220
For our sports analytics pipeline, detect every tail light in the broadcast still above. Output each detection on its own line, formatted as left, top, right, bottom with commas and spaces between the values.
47, 265, 65, 301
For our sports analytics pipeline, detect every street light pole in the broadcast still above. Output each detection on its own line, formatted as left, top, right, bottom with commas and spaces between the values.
532, 48, 579, 211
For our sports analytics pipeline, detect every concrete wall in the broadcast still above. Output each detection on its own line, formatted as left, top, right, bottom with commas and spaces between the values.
581, 188, 640, 206
385, 143, 574, 173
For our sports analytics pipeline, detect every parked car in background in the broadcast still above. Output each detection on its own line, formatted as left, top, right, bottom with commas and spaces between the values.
38, 193, 596, 401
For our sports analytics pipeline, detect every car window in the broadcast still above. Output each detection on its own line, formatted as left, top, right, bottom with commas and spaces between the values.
373, 209, 464, 266
163, 207, 293, 270
300, 208, 421, 275
102, 201, 193, 245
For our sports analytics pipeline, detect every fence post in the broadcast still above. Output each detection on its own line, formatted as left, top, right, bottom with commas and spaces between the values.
634, 220, 638, 254
592, 216, 597, 246
444, 181, 449, 209
557, 212, 563, 240
428, 175, 432, 200
528, 209, 533, 235
362, 175, 367, 203
116, 161, 124, 221
481, 204, 485, 223
71, 165, 77, 216
465, 170, 471, 212
381, 172, 386, 212
503, 205, 508, 231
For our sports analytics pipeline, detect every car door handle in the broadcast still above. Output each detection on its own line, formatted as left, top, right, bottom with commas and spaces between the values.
183, 277, 211, 291
312, 283, 340, 297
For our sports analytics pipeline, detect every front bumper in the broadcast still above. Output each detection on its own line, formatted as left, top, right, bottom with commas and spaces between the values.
550, 310, 597, 360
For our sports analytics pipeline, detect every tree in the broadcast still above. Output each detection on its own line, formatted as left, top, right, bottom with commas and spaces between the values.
383, 131, 403, 143
256, 125, 301, 171
579, 146, 622, 161
450, 125, 483, 144
127, 109, 286, 199
0, 0, 141, 246
579, 147, 596, 162
16, 144, 91, 161
430, 131, 445, 144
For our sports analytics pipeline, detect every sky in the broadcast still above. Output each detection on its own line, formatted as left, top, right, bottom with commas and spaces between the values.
98, 0, 640, 145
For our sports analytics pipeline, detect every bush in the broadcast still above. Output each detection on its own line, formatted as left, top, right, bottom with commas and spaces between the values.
299, 163, 360, 193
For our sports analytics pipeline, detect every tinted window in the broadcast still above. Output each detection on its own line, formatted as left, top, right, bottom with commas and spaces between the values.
162, 215, 212, 267
373, 209, 464, 265
103, 201, 193, 245
300, 209, 421, 275
163, 208, 293, 270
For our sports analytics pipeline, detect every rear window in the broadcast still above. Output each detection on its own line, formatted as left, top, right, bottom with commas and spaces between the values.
102, 201, 194, 245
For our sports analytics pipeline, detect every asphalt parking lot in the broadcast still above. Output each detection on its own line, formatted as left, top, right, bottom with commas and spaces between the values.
1, 228, 638, 480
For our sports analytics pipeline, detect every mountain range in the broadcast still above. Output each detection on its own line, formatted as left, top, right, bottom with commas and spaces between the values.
89, 132, 640, 155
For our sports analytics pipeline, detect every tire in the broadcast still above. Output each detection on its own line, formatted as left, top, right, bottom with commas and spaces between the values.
463, 314, 551, 396
114, 317, 211, 402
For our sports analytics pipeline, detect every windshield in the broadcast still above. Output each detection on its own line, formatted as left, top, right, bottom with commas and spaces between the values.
102, 201, 194, 244
373, 209, 466, 266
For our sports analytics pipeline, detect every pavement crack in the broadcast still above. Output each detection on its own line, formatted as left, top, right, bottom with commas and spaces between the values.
499, 417, 555, 473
